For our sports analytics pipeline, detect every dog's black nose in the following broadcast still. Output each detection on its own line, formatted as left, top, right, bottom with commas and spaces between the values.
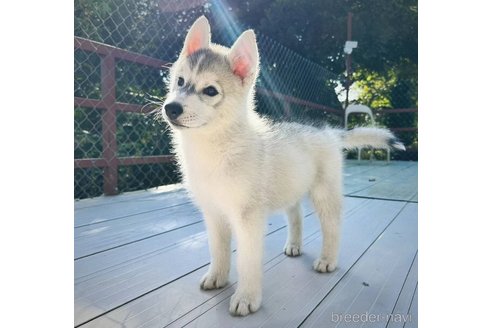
164, 102, 183, 120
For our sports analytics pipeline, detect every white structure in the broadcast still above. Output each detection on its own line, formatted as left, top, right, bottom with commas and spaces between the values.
343, 40, 358, 54
345, 104, 391, 161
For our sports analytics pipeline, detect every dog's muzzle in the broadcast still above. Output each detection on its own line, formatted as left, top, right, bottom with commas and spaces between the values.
164, 102, 183, 121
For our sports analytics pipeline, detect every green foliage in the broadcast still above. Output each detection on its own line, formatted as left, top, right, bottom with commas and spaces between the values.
74, 51, 101, 99
351, 0, 417, 73
74, 107, 102, 159
115, 60, 167, 104
75, 168, 104, 199
354, 69, 398, 109
228, 0, 417, 77
116, 112, 172, 157
354, 62, 417, 109
353, 62, 418, 152
118, 163, 181, 193
75, 0, 160, 56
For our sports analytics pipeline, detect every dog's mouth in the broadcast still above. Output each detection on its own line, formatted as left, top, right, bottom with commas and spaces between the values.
169, 120, 207, 130
169, 120, 189, 129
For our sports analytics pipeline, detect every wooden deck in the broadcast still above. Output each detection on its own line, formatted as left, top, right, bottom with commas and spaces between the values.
74, 160, 418, 328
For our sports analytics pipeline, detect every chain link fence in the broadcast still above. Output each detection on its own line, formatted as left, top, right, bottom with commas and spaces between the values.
74, 0, 417, 199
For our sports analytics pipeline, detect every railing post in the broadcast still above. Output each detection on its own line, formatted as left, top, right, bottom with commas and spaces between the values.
345, 12, 353, 109
101, 54, 118, 195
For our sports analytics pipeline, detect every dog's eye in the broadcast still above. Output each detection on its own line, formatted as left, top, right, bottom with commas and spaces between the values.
177, 77, 184, 87
203, 86, 218, 97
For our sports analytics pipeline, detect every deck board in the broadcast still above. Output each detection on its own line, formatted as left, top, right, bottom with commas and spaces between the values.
405, 285, 418, 328
75, 188, 190, 227
75, 203, 201, 259
74, 161, 418, 327
75, 184, 186, 210
387, 253, 418, 328
343, 161, 416, 198
299, 203, 417, 328
349, 164, 418, 202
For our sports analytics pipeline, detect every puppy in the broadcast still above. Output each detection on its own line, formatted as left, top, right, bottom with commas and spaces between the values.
162, 16, 404, 316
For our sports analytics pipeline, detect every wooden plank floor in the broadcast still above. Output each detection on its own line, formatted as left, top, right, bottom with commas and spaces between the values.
74, 160, 418, 328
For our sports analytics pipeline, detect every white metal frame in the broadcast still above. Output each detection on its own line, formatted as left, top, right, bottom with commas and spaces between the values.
345, 104, 390, 161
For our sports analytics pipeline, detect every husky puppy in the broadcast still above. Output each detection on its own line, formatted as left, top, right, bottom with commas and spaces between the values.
162, 16, 404, 316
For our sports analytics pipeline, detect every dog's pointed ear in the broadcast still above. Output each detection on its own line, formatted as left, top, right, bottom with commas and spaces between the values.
228, 30, 259, 82
181, 16, 211, 57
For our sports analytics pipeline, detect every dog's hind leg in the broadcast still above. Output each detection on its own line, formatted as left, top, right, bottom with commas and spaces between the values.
309, 167, 343, 273
284, 201, 303, 256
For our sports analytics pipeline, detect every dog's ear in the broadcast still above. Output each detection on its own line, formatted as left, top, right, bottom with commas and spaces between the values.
181, 16, 211, 57
228, 30, 259, 83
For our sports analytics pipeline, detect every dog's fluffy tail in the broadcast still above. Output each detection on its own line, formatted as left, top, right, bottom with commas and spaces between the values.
339, 127, 406, 151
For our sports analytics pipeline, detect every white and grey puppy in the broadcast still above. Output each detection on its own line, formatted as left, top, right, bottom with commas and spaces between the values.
162, 16, 405, 316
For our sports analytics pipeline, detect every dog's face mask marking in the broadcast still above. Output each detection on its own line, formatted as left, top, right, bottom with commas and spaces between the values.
162, 16, 259, 130
165, 53, 226, 129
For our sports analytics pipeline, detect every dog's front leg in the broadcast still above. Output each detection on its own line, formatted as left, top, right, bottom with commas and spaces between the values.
229, 210, 265, 316
200, 213, 231, 290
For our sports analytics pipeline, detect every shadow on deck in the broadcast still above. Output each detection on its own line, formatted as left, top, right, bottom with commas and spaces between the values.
74, 160, 418, 328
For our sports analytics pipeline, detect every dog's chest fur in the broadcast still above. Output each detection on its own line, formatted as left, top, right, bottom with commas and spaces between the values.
175, 132, 260, 216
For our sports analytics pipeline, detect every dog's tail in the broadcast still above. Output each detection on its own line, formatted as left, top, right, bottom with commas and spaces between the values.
339, 127, 406, 151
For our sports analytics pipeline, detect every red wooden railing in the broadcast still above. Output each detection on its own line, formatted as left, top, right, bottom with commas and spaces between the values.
74, 36, 417, 196
74, 37, 175, 195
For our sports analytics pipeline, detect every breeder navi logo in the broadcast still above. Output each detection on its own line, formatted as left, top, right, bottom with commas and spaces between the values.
331, 312, 412, 324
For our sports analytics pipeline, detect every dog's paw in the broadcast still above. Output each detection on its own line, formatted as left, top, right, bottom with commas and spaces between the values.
284, 243, 302, 257
229, 290, 262, 316
200, 271, 228, 290
313, 258, 337, 273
